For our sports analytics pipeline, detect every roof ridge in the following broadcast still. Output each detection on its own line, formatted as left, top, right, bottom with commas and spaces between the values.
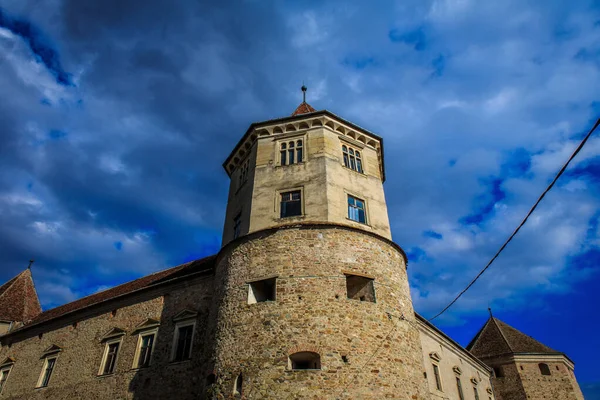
491, 317, 514, 352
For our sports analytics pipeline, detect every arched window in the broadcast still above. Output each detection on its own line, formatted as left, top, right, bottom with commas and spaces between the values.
289, 352, 321, 370
342, 145, 363, 173
233, 373, 243, 396
539, 363, 551, 376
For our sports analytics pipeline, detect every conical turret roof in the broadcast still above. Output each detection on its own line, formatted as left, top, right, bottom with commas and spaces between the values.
467, 316, 559, 359
0, 268, 42, 324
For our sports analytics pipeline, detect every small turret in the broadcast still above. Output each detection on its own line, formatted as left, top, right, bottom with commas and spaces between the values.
0, 267, 42, 335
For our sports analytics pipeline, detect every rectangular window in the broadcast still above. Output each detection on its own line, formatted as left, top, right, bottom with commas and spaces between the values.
233, 213, 242, 239
248, 278, 277, 304
99, 341, 120, 375
473, 386, 480, 400
280, 190, 302, 218
433, 363, 442, 391
0, 368, 10, 393
172, 323, 194, 362
37, 357, 56, 388
280, 140, 303, 166
345, 274, 375, 302
347, 195, 366, 224
493, 366, 504, 378
135, 333, 156, 368
456, 377, 464, 400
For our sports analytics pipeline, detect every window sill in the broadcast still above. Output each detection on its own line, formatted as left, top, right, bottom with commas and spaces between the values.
345, 217, 370, 227
96, 373, 116, 379
277, 215, 305, 221
342, 165, 365, 176
130, 366, 151, 371
168, 359, 192, 366
274, 162, 306, 168
34, 386, 49, 390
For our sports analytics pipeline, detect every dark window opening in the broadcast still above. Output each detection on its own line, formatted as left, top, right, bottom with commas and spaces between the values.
137, 334, 155, 368
341, 355, 349, 363
206, 373, 216, 385
103, 342, 119, 375
289, 352, 321, 370
233, 373, 243, 396
347, 195, 366, 223
493, 366, 504, 378
556, 366, 559, 371
346, 275, 375, 302
433, 363, 443, 391
173, 325, 194, 362
280, 140, 303, 165
40, 358, 56, 387
473, 386, 480, 400
456, 377, 465, 400
539, 363, 551, 376
520, 365, 524, 371
0, 369, 9, 392
233, 213, 242, 239
280, 190, 302, 218
248, 278, 276, 304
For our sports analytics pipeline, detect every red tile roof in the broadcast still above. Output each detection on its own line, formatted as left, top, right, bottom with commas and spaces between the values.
0, 269, 42, 323
467, 316, 558, 358
291, 102, 316, 116
9, 255, 215, 332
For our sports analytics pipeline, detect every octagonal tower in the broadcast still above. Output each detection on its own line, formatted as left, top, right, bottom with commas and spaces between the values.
209, 96, 430, 399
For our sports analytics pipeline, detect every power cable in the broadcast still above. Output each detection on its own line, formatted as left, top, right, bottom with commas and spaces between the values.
429, 117, 600, 322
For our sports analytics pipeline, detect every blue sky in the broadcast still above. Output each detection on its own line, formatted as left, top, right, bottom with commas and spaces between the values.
0, 0, 599, 397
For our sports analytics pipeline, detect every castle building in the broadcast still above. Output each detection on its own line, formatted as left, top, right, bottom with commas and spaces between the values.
0, 96, 584, 399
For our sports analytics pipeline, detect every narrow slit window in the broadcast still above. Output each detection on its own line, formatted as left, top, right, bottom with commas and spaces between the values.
493, 366, 504, 378
280, 190, 302, 218
248, 278, 276, 304
345, 274, 375, 302
473, 386, 480, 400
456, 377, 464, 400
296, 140, 303, 162
289, 352, 321, 370
233, 373, 243, 396
433, 363, 443, 391
280, 142, 287, 165
38, 357, 56, 387
233, 213, 242, 239
347, 195, 366, 224
0, 368, 9, 393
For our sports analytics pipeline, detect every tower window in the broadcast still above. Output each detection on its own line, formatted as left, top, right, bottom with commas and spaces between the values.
280, 140, 303, 165
99, 340, 120, 375
233, 213, 242, 239
342, 145, 363, 173
37, 357, 57, 387
473, 386, 480, 400
289, 352, 321, 370
538, 363, 551, 376
433, 363, 443, 391
347, 195, 367, 224
248, 278, 276, 304
493, 366, 504, 378
345, 274, 375, 302
280, 190, 302, 218
456, 377, 464, 400
238, 159, 250, 188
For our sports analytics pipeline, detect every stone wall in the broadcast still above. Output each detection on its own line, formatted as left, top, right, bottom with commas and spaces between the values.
0, 277, 213, 400
208, 225, 431, 399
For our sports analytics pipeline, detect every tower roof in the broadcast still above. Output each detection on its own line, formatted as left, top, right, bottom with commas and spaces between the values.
291, 101, 316, 116
466, 316, 560, 359
0, 268, 42, 324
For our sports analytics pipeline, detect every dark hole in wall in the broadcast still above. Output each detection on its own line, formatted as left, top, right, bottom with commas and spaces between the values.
345, 275, 375, 302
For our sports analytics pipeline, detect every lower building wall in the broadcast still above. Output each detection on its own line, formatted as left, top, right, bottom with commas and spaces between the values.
0, 278, 213, 400
418, 321, 494, 400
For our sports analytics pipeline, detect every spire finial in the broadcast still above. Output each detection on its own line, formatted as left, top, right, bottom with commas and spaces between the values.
488, 307, 493, 318
301, 83, 307, 103
28, 259, 35, 269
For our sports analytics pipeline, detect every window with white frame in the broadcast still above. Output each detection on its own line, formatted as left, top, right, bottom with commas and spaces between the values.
99, 338, 121, 375
37, 357, 57, 388
0, 366, 11, 394
133, 330, 157, 369
171, 321, 195, 362
347, 195, 367, 224
280, 139, 303, 165
342, 145, 363, 173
